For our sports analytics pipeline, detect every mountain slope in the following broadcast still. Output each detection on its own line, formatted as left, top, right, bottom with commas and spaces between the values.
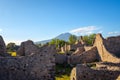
55, 33, 72, 41
35, 33, 72, 44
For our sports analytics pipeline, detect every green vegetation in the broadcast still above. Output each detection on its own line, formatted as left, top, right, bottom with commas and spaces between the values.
69, 35, 77, 44
82, 34, 96, 45
6, 42, 19, 52
49, 39, 67, 48
57, 52, 65, 54
6, 42, 19, 57
55, 64, 72, 80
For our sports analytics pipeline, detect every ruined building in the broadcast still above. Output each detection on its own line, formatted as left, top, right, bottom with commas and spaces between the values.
0, 33, 120, 80
94, 34, 120, 63
70, 64, 120, 80
0, 36, 56, 80
70, 33, 120, 80
0, 36, 10, 57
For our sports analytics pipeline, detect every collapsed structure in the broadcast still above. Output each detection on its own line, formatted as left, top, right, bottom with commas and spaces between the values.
70, 64, 120, 80
0, 36, 56, 80
0, 33, 120, 80
94, 34, 120, 63
0, 36, 10, 57
70, 34, 120, 80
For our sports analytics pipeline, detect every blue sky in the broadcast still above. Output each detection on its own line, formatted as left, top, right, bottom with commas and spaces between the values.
0, 0, 120, 44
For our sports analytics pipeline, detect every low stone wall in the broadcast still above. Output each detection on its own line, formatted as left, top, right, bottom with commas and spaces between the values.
84, 46, 93, 51
68, 47, 99, 65
72, 47, 85, 55
70, 64, 120, 80
0, 40, 56, 80
96, 62, 120, 71
17, 40, 40, 56
61, 42, 83, 53
55, 54, 67, 64
69, 43, 82, 51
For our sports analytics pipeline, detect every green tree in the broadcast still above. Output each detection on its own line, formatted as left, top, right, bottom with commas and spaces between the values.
69, 35, 77, 44
6, 42, 19, 52
82, 34, 96, 45
49, 39, 66, 48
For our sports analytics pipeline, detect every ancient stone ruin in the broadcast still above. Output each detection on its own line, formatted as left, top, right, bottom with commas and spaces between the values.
61, 41, 83, 53
17, 40, 40, 56
70, 33, 120, 80
0, 36, 56, 80
0, 36, 10, 57
73, 47, 85, 55
68, 47, 99, 65
70, 64, 120, 80
0, 33, 120, 80
94, 34, 120, 63
55, 53, 67, 64
0, 36, 6, 53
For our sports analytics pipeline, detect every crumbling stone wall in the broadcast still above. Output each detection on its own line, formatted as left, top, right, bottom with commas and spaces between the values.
0, 35, 10, 57
69, 42, 83, 51
0, 35, 6, 53
72, 47, 85, 55
68, 47, 99, 65
104, 36, 120, 57
94, 34, 120, 63
84, 46, 93, 51
61, 41, 83, 53
70, 64, 120, 80
61, 44, 69, 53
0, 40, 56, 80
55, 54, 67, 64
96, 62, 120, 71
17, 40, 40, 56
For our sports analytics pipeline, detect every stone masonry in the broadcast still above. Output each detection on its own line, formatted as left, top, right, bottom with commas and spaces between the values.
55, 54, 67, 64
17, 40, 40, 56
68, 47, 99, 65
0, 35, 7, 56
94, 34, 120, 63
70, 34, 120, 80
0, 35, 11, 57
61, 41, 83, 53
70, 64, 120, 80
104, 36, 120, 57
73, 47, 85, 55
0, 40, 56, 80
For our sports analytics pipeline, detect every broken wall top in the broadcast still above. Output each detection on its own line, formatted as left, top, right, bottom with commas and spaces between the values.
94, 33, 120, 63
0, 40, 56, 80
0, 35, 6, 53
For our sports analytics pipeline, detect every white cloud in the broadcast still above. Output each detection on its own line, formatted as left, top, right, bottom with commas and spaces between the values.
70, 26, 101, 35
0, 29, 2, 32
108, 31, 119, 35
5, 40, 22, 45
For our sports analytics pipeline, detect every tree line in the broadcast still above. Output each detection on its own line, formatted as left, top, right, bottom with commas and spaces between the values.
6, 34, 96, 52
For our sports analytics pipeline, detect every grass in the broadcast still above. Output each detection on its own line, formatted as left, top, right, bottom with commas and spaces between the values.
57, 52, 65, 54
56, 75, 70, 80
55, 64, 72, 80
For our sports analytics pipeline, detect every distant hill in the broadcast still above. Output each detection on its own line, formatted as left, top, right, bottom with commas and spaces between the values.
35, 33, 72, 44
55, 32, 72, 41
